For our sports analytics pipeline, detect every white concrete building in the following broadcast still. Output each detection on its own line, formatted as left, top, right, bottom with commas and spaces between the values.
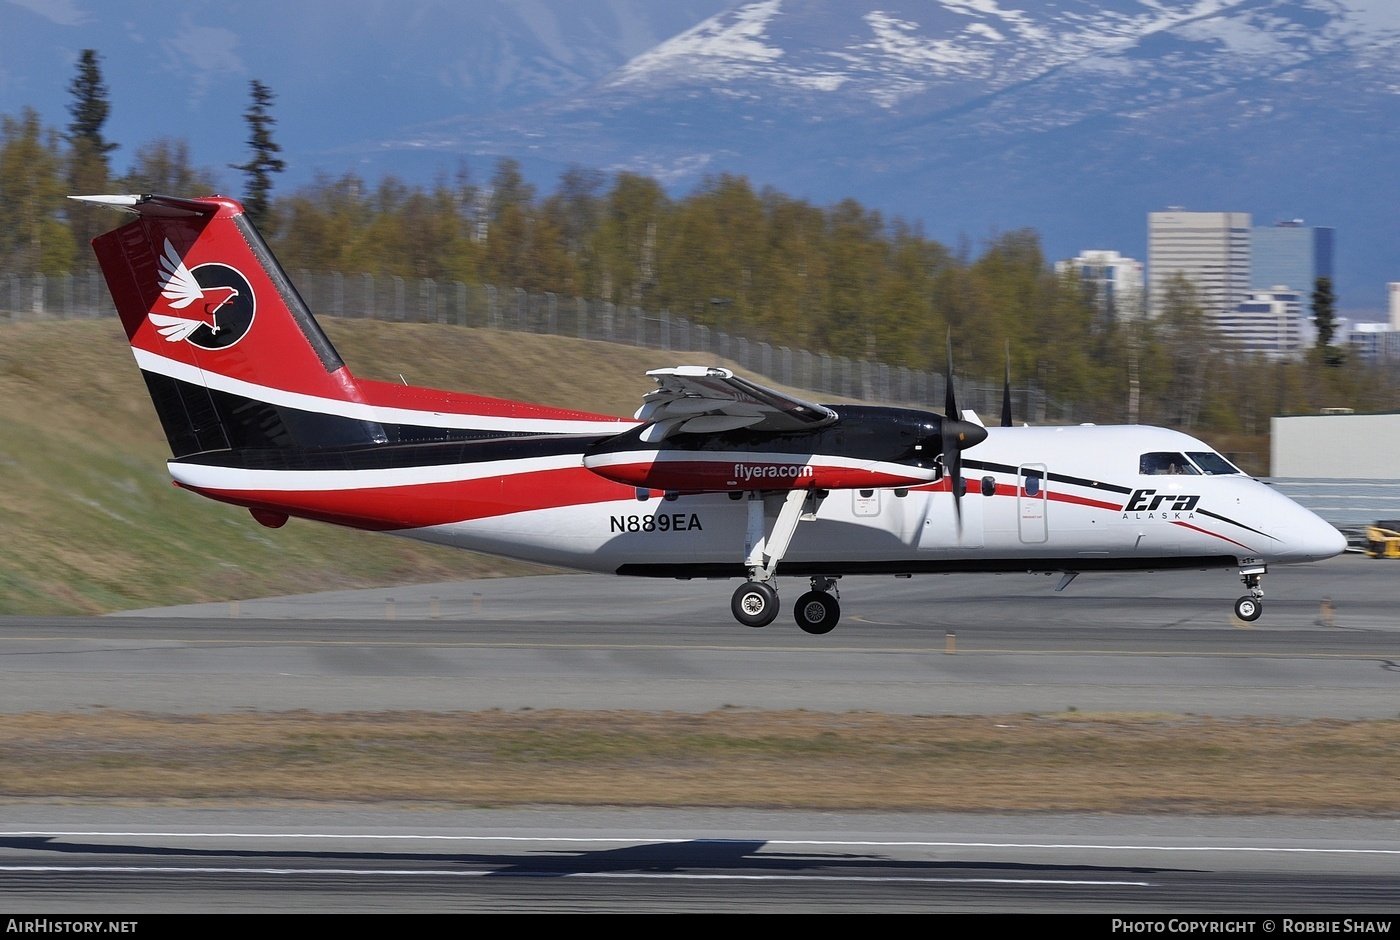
1273, 413, 1400, 479
1148, 210, 1252, 319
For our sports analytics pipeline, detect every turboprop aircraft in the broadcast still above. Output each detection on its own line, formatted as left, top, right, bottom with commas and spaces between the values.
76, 193, 1346, 633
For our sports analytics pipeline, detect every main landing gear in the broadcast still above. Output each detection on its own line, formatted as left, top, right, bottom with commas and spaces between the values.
793, 578, 841, 635
730, 577, 841, 633
731, 580, 779, 628
1234, 565, 1266, 622
728, 489, 841, 633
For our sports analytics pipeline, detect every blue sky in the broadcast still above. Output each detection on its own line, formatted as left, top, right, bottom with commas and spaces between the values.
0, 0, 720, 189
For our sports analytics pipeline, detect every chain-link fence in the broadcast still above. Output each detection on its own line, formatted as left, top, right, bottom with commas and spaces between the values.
1, 269, 1056, 419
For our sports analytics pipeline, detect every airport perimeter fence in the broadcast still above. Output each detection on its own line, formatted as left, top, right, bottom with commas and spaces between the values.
0, 268, 1055, 419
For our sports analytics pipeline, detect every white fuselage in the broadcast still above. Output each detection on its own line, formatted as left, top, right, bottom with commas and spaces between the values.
382, 425, 1344, 576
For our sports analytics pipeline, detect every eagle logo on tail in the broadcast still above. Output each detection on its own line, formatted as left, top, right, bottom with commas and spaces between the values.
150, 239, 241, 342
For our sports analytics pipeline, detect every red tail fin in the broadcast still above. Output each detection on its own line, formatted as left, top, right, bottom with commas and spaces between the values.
81, 193, 634, 459
83, 194, 361, 398
78, 194, 383, 455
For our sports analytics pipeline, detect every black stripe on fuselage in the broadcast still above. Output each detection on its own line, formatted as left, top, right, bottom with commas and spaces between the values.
176, 431, 607, 473
618, 555, 1241, 578
1195, 507, 1275, 541
143, 369, 608, 461
963, 458, 1134, 496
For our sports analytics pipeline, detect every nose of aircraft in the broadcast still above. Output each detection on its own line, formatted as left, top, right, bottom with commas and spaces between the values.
1273, 506, 1348, 562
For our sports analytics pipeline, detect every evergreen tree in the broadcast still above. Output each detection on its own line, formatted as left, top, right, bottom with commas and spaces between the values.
66, 50, 117, 159
230, 80, 286, 227
65, 49, 118, 260
1312, 276, 1339, 362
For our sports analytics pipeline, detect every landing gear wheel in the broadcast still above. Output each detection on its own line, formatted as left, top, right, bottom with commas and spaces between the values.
1234, 595, 1262, 622
793, 590, 840, 635
732, 581, 779, 628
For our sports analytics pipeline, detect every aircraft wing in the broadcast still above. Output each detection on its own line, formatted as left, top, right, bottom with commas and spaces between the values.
635, 367, 838, 442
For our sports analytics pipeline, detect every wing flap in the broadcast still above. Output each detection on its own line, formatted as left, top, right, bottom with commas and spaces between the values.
639, 367, 837, 439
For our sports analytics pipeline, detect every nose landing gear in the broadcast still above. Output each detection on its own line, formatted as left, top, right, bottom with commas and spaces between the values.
1234, 565, 1266, 622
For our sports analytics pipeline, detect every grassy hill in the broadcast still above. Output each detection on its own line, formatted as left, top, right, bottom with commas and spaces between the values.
0, 318, 679, 615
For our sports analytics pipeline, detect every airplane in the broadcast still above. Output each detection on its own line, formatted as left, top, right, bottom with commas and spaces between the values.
74, 192, 1347, 633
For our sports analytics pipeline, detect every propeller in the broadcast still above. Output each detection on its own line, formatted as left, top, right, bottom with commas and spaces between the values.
1001, 341, 1014, 428
940, 336, 988, 533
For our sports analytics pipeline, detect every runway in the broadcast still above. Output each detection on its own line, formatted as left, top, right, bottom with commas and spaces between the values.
0, 809, 1396, 913
1, 556, 1394, 717
0, 555, 1396, 912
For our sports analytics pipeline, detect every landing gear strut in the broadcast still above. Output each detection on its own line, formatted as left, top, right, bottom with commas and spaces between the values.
1234, 565, 1265, 622
728, 489, 828, 631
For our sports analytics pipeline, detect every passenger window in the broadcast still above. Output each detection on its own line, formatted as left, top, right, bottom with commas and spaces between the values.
1024, 471, 1041, 497
1140, 452, 1199, 476
981, 476, 996, 497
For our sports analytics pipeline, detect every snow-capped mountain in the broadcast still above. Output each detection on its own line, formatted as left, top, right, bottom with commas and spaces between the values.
403, 0, 1400, 311
2, 1, 1395, 308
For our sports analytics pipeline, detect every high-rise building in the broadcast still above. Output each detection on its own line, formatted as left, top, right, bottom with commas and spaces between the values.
1251, 220, 1334, 294
1147, 211, 1252, 319
1055, 250, 1144, 320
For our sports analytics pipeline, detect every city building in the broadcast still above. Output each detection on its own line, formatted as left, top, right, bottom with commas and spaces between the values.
1219, 289, 1313, 357
1147, 210, 1252, 319
1347, 321, 1400, 362
1342, 282, 1400, 362
1251, 220, 1334, 294
1055, 250, 1144, 320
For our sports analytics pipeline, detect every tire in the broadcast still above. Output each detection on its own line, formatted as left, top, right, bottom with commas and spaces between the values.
731, 581, 779, 628
793, 590, 840, 635
1234, 595, 1262, 622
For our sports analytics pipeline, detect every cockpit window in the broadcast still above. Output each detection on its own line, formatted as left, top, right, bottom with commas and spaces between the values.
1186, 452, 1241, 475
1139, 452, 1200, 476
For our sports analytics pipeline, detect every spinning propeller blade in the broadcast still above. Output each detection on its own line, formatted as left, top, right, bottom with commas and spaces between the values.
940, 334, 987, 534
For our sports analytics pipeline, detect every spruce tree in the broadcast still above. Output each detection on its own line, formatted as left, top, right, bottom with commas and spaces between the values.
65, 49, 118, 259
66, 50, 117, 159
1312, 275, 1337, 349
230, 80, 286, 227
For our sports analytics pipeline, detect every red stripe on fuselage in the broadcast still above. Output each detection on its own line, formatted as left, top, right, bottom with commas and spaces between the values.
182, 465, 633, 531
1170, 519, 1256, 552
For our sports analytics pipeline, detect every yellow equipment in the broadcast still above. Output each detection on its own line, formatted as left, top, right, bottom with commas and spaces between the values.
1364, 522, 1400, 559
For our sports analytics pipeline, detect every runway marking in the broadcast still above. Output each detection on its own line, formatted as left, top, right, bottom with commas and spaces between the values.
3, 832, 1397, 855
0, 865, 1151, 886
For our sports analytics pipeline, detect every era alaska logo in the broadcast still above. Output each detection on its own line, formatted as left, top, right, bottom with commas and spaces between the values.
148, 238, 255, 350
1122, 488, 1200, 518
